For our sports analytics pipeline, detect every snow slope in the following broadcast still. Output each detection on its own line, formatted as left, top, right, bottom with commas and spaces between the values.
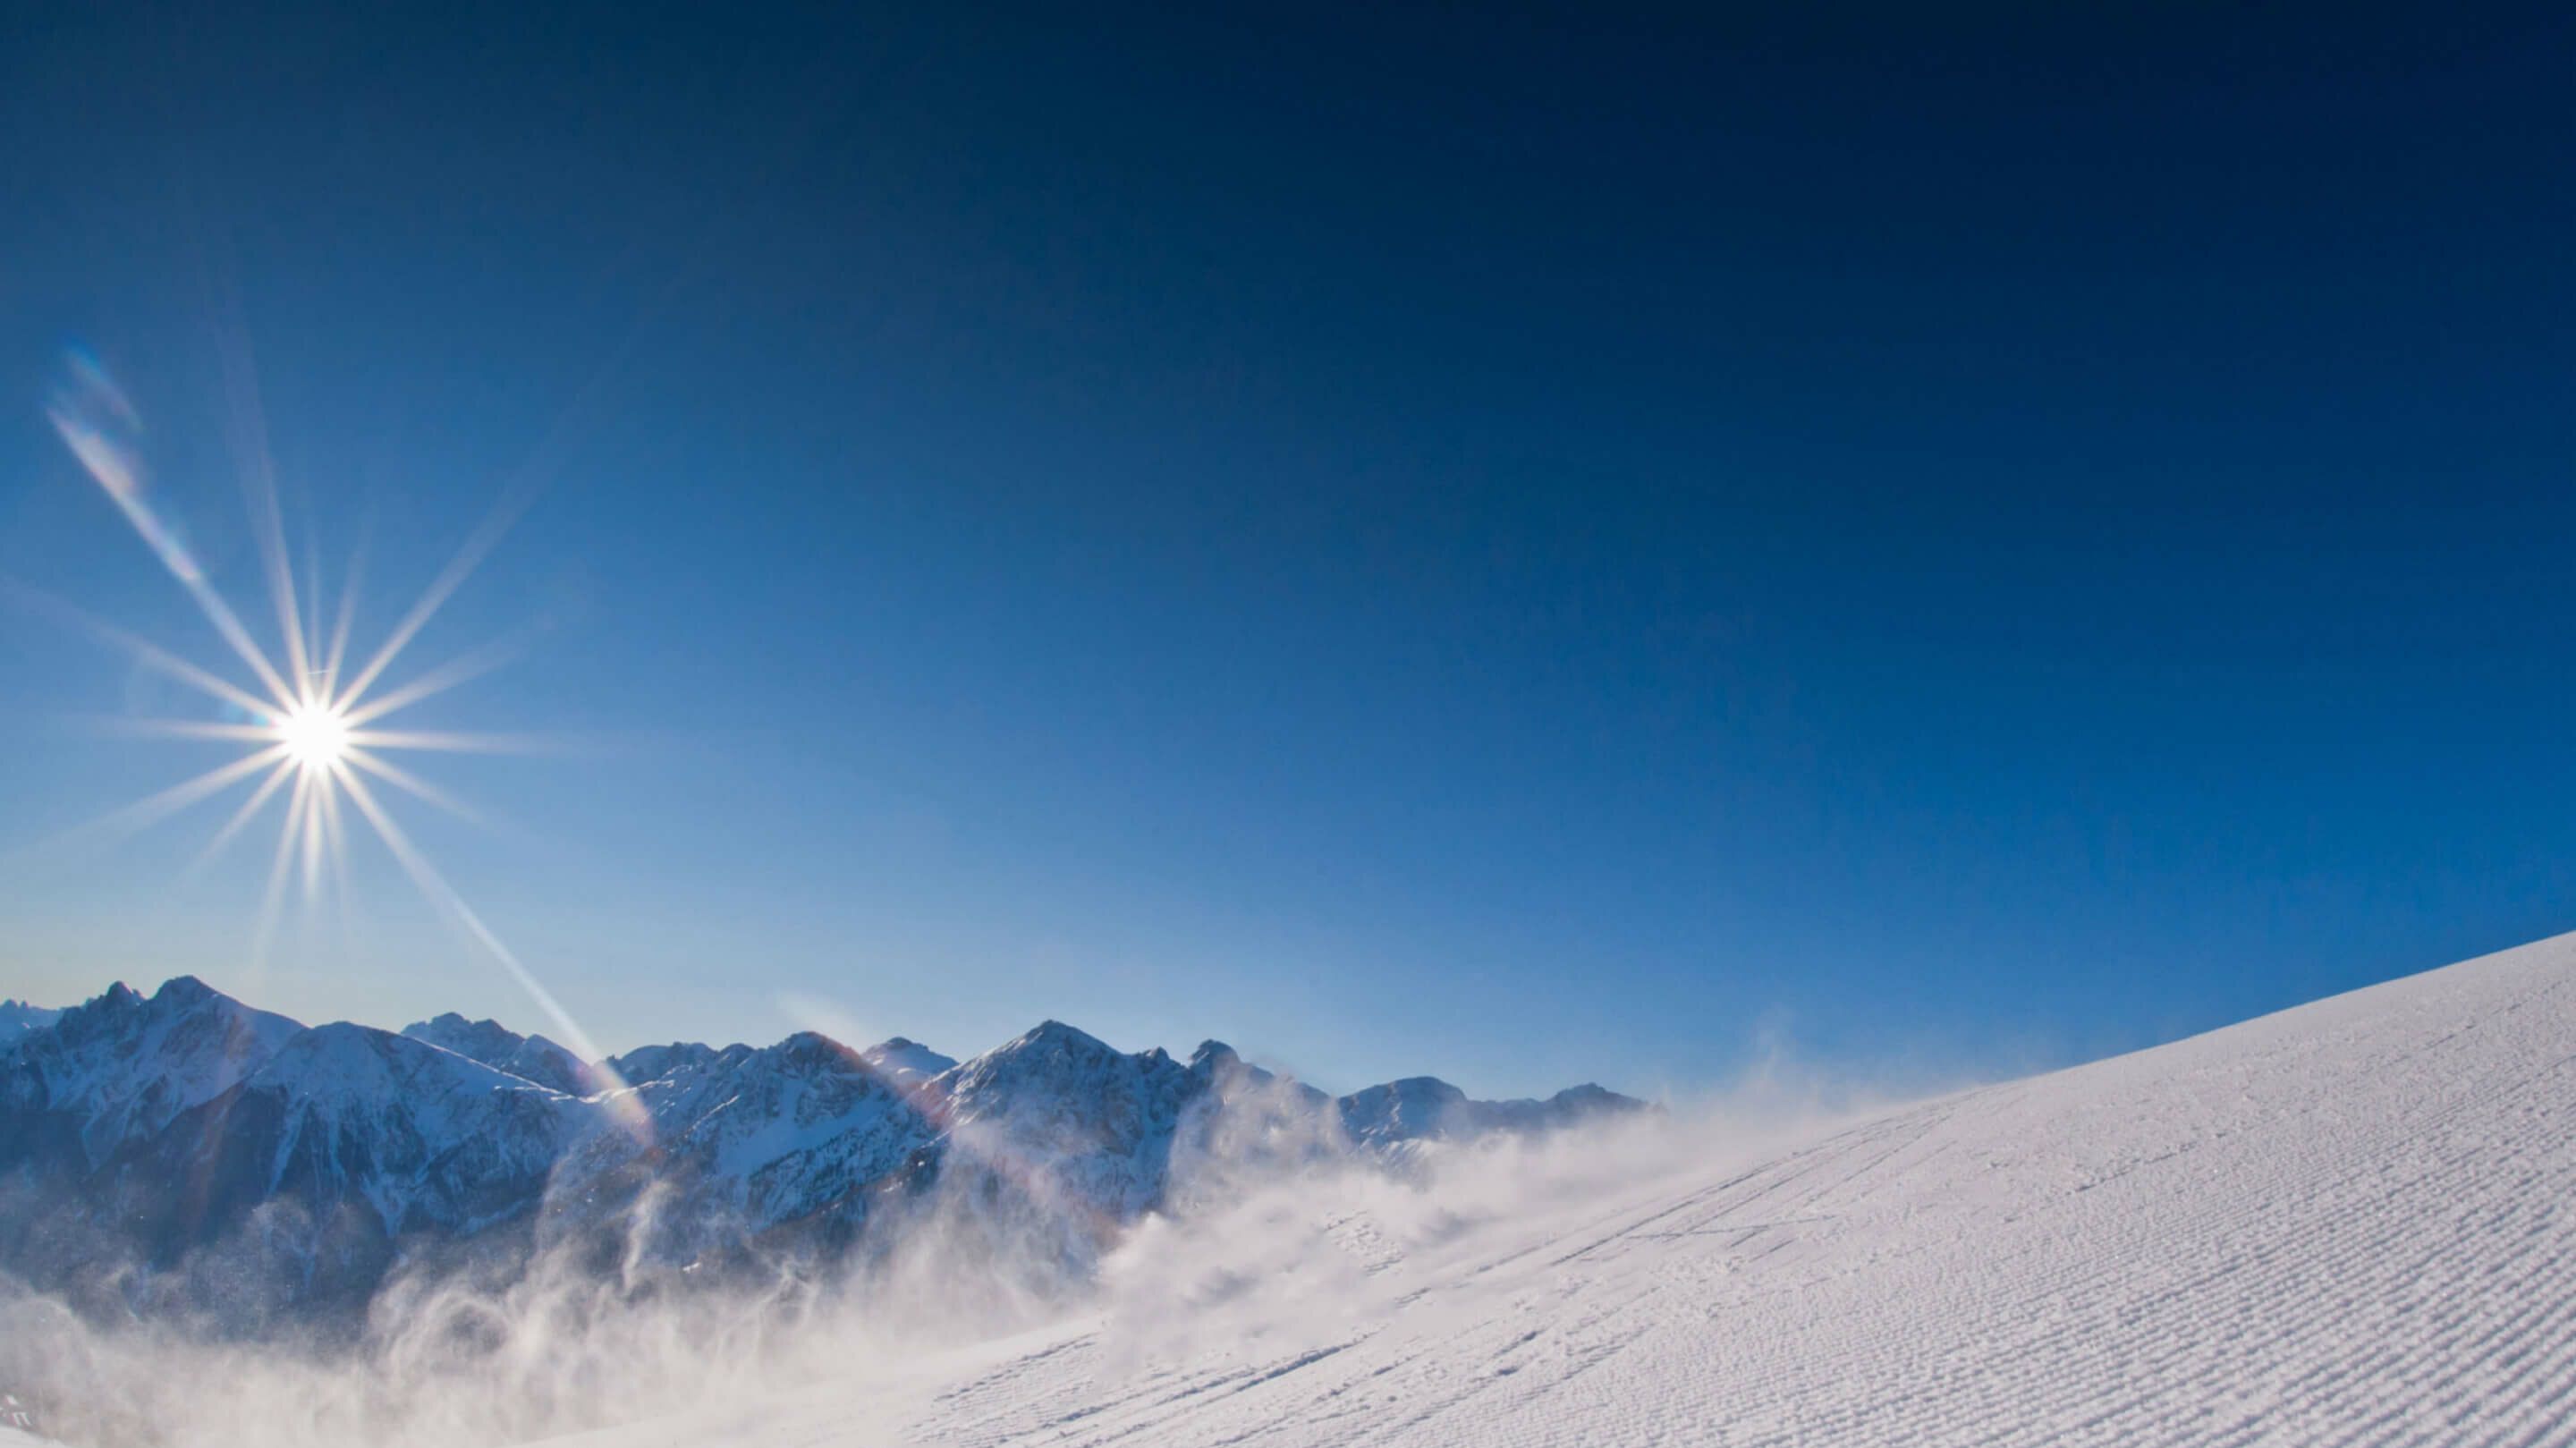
579, 930, 2576, 1448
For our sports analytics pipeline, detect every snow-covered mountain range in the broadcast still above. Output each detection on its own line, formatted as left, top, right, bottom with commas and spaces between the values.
0, 978, 1644, 1327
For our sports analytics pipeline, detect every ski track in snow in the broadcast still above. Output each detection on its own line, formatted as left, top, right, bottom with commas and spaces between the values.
558, 930, 2576, 1448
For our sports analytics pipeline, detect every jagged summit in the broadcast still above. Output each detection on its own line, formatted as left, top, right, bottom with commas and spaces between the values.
992, 1018, 1119, 1057
608, 1039, 727, 1085
0, 999, 61, 1047
1, 974, 303, 1167
402, 1011, 521, 1056
860, 1036, 956, 1083
269, 1019, 567, 1099
1187, 1039, 1248, 1080
402, 1010, 600, 1096
1337, 1076, 1471, 1144
0, 976, 1648, 1326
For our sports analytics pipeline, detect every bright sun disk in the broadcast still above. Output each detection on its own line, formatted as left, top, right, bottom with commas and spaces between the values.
275, 701, 351, 770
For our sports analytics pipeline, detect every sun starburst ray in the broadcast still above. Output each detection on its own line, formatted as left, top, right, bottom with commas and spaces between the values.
247, 764, 315, 972
0, 578, 279, 720
319, 772, 352, 923
335, 764, 643, 1131
340, 624, 541, 729
335, 481, 543, 713
174, 577, 296, 710
321, 533, 369, 697
32, 348, 631, 1128
186, 755, 300, 878
342, 747, 487, 826
46, 379, 296, 707
208, 286, 317, 699
302, 525, 325, 691
82, 717, 284, 744
342, 726, 564, 755
300, 765, 332, 903
7, 745, 290, 866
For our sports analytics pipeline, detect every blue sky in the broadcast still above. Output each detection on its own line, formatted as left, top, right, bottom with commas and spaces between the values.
2, 3, 2570, 1097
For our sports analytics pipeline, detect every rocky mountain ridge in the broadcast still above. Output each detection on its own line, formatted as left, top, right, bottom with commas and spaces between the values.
0, 977, 1648, 1330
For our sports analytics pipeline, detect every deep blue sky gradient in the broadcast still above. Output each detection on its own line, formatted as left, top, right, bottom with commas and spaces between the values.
2, 3, 2570, 1096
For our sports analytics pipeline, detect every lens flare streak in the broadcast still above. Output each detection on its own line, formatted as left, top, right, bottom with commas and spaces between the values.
17, 349, 637, 1123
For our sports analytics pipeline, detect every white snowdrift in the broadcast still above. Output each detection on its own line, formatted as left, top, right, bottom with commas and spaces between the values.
568, 929, 2576, 1448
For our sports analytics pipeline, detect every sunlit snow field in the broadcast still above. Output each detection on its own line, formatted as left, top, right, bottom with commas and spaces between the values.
559, 931, 2576, 1448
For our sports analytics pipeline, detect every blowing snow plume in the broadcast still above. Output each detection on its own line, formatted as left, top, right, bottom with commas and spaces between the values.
0, 984, 1682, 1447
0, 1108, 1720, 1448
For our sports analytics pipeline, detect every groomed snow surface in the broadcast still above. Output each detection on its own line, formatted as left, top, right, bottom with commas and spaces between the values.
570, 931, 2576, 1448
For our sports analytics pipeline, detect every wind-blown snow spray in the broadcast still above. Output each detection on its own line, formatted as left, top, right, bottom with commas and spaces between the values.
0, 1045, 1914, 1448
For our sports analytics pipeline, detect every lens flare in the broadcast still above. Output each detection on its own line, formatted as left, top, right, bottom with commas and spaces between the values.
13, 347, 642, 1135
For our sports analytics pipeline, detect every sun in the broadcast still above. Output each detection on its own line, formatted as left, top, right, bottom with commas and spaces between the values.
274, 700, 352, 771
21, 345, 648, 1134
31, 348, 536, 943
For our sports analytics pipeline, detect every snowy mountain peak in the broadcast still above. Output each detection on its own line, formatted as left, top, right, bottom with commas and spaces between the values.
774, 1029, 843, 1060
0, 999, 62, 1049
541, 1024, 945, 1257
0, 975, 304, 1167
1332, 1074, 1656, 1146
402, 1010, 601, 1096
1014, 1019, 1116, 1054
259, 1020, 564, 1102
860, 1037, 956, 1083
609, 1040, 724, 1085
1182, 1041, 1309, 1102
1335, 1076, 1474, 1145
402, 1011, 521, 1059
89, 1020, 595, 1276
940, 1020, 1162, 1107
150, 975, 209, 1003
